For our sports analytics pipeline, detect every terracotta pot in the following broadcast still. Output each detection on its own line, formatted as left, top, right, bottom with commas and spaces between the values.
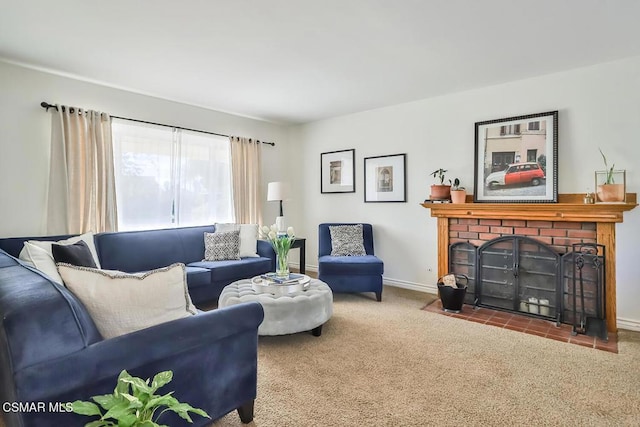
596, 184, 624, 202
430, 184, 451, 200
450, 189, 466, 204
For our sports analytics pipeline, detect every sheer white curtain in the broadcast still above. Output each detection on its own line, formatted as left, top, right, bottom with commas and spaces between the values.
230, 136, 262, 224
46, 106, 118, 234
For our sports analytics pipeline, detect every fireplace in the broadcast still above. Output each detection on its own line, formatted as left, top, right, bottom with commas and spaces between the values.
422, 193, 638, 332
449, 236, 606, 337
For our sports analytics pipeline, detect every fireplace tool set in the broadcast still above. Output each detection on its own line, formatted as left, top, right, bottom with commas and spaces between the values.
569, 243, 607, 341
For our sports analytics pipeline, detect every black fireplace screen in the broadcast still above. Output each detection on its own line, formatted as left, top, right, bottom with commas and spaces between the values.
449, 237, 605, 327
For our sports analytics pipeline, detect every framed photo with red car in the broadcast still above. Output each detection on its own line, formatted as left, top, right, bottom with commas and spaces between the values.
473, 111, 558, 203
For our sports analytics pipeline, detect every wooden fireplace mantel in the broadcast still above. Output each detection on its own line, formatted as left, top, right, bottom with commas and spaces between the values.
422, 193, 638, 332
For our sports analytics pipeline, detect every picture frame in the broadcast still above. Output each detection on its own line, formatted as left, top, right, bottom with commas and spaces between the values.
364, 153, 407, 203
473, 111, 558, 203
321, 149, 355, 193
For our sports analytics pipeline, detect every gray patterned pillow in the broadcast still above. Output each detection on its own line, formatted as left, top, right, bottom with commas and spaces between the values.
329, 224, 366, 256
204, 230, 241, 261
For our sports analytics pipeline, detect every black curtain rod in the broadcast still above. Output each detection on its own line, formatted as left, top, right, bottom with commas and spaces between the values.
40, 102, 275, 146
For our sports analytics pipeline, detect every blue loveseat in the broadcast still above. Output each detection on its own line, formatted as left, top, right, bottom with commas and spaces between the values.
0, 249, 264, 426
0, 225, 276, 426
0, 224, 276, 305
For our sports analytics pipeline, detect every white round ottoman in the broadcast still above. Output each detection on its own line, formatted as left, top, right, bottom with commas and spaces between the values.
218, 279, 333, 336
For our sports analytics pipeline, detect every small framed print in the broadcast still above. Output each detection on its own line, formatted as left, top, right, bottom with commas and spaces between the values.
321, 149, 355, 193
474, 110, 558, 203
364, 153, 407, 203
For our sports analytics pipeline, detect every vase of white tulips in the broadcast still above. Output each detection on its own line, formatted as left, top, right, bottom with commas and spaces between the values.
261, 224, 296, 278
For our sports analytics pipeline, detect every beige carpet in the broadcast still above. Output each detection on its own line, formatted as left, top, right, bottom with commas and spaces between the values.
214, 286, 640, 427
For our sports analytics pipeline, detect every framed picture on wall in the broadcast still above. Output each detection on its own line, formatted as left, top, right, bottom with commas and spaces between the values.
473, 111, 558, 203
321, 149, 355, 193
364, 153, 407, 202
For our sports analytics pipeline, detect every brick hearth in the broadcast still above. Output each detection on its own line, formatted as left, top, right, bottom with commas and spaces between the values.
424, 299, 618, 353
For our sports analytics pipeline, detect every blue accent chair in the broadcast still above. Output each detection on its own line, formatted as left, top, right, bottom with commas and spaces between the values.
318, 223, 384, 301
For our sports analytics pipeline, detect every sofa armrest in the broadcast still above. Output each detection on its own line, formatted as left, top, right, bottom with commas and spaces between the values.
15, 302, 264, 402
257, 239, 276, 270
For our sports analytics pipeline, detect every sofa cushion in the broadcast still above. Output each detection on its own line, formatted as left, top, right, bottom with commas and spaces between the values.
189, 257, 272, 283
329, 224, 367, 256
185, 266, 211, 288
96, 225, 214, 272
318, 255, 384, 275
57, 263, 197, 339
52, 240, 97, 268
17, 232, 101, 284
215, 223, 259, 258
204, 231, 241, 261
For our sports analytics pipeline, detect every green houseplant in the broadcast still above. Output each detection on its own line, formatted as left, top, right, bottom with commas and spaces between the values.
72, 370, 210, 427
450, 178, 466, 204
430, 168, 451, 200
595, 148, 625, 203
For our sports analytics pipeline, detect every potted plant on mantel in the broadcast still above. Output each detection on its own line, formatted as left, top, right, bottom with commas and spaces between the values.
450, 178, 466, 204
595, 148, 626, 203
430, 168, 451, 200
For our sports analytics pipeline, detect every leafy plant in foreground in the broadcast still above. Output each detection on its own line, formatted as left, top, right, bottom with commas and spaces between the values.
72, 370, 210, 427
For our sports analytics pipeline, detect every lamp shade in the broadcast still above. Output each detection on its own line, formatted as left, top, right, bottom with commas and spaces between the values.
267, 182, 287, 201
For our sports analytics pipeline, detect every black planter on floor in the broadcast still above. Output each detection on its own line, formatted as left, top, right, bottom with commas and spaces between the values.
437, 274, 468, 313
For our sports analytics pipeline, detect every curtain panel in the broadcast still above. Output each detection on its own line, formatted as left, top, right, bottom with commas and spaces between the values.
230, 136, 263, 225
47, 106, 118, 234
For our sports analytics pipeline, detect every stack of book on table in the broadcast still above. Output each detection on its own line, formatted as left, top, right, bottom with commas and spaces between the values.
260, 273, 305, 284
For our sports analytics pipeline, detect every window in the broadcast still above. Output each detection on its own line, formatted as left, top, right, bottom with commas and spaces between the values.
500, 124, 521, 135
111, 119, 233, 231
491, 152, 515, 172
527, 149, 538, 162
528, 121, 540, 131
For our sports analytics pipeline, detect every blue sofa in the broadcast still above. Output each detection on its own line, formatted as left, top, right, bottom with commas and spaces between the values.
0, 248, 264, 426
0, 225, 277, 305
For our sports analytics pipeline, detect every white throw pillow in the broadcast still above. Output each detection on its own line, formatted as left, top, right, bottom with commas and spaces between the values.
18, 232, 101, 284
214, 223, 259, 257
57, 263, 197, 339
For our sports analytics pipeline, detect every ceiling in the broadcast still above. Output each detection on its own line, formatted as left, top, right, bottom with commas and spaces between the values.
2, 1, 640, 124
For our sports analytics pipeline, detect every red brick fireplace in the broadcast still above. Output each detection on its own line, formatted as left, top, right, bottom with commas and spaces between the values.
423, 193, 637, 332
450, 218, 596, 254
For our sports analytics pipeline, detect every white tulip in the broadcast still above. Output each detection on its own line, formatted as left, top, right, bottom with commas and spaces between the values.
261, 225, 270, 234
270, 224, 277, 233
268, 230, 277, 240
287, 226, 295, 237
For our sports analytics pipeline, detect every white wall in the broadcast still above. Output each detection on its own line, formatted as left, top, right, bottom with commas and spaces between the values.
0, 61, 290, 237
2, 56, 639, 328
292, 55, 640, 329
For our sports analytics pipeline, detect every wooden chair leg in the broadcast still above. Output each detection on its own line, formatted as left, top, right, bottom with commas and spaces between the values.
237, 399, 254, 424
376, 291, 382, 302
311, 325, 323, 336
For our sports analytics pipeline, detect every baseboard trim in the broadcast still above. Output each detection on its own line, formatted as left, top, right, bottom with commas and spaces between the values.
617, 317, 640, 332
383, 277, 437, 294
